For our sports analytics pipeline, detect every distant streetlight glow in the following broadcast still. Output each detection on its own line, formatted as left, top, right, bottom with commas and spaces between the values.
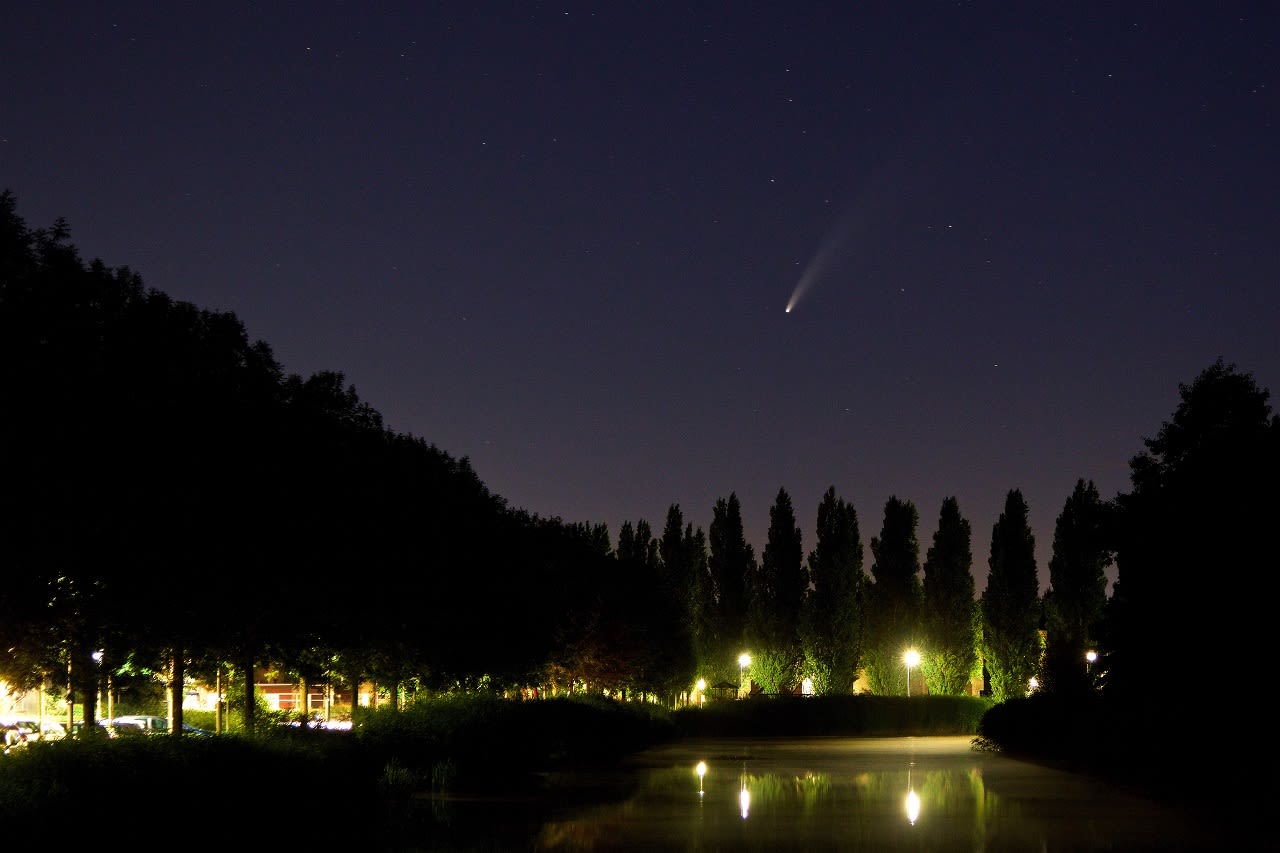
1085, 650, 1097, 674
738, 652, 751, 700
903, 648, 920, 697
695, 761, 707, 797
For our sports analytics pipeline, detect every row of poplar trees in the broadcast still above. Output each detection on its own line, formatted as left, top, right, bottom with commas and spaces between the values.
624, 476, 1110, 704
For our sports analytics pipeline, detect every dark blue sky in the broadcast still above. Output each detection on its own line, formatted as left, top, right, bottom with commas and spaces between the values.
5, 2, 1277, 591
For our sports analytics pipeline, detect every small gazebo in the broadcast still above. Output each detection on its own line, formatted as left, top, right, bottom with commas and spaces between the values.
707, 681, 739, 702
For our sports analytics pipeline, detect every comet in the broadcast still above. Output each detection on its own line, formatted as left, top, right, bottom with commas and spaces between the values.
785, 204, 866, 314
785, 149, 922, 314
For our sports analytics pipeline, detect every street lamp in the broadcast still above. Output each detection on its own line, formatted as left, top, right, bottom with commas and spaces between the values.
1085, 650, 1097, 674
738, 653, 751, 699
903, 648, 920, 697
695, 678, 707, 708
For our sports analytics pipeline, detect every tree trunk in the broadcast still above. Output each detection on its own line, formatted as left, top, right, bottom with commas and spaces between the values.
348, 666, 361, 724
215, 666, 224, 733
169, 649, 185, 736
242, 654, 256, 736
74, 647, 99, 730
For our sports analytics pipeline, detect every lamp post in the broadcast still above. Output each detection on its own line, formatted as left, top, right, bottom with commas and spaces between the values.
695, 678, 706, 708
1085, 650, 1097, 674
903, 648, 920, 697
738, 653, 751, 700
91, 650, 106, 727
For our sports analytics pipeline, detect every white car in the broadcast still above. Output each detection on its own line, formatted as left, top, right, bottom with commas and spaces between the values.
108, 715, 212, 736
108, 715, 170, 736
0, 716, 65, 742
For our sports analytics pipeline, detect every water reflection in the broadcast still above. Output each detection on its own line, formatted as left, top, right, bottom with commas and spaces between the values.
904, 763, 920, 825
527, 737, 1220, 851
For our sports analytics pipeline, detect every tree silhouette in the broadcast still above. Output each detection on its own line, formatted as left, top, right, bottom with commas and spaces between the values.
707, 493, 755, 684
863, 496, 923, 694
1042, 479, 1112, 695
980, 489, 1042, 702
1110, 359, 1277, 712
799, 487, 865, 695
921, 496, 979, 695
746, 487, 807, 693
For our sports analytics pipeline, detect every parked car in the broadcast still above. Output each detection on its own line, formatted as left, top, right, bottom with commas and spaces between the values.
107, 715, 212, 737
108, 715, 170, 736
27, 719, 64, 741
0, 717, 65, 744
2, 721, 29, 753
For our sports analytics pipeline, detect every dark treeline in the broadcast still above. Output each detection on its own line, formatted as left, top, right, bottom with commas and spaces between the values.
2, 192, 1275, 765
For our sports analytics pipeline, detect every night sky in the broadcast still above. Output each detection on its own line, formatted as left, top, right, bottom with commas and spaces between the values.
5, 3, 1277, 592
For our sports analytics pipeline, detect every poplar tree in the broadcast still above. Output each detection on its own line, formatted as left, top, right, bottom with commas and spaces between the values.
980, 489, 1042, 702
920, 496, 979, 695
800, 487, 865, 695
862, 496, 923, 694
1042, 479, 1112, 694
656, 505, 699, 699
707, 492, 756, 684
746, 487, 807, 693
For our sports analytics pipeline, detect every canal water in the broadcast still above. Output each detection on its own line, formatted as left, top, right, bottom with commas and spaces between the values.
397, 735, 1228, 851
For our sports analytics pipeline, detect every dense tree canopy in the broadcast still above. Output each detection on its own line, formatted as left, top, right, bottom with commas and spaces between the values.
1110, 360, 1278, 713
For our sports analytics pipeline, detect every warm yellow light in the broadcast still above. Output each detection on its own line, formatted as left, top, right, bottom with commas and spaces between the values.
696, 678, 707, 692
905, 788, 921, 825
738, 652, 751, 668
739, 785, 751, 819
696, 761, 707, 778
904, 648, 921, 697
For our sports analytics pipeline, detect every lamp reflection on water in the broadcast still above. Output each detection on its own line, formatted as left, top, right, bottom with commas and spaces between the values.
695, 761, 707, 797
905, 763, 920, 826
739, 760, 750, 819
